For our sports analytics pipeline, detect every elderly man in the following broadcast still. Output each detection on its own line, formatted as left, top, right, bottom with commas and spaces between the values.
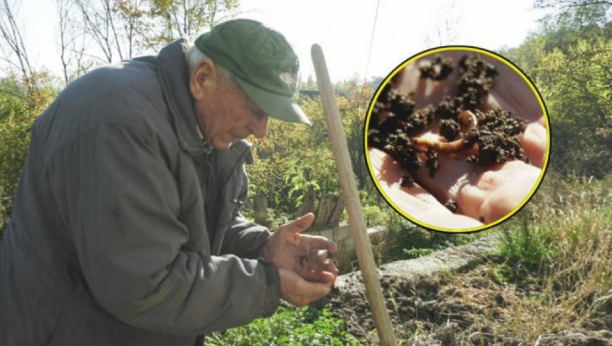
0, 19, 338, 345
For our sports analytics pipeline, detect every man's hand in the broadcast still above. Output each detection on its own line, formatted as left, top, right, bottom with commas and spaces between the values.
369, 51, 547, 228
370, 147, 541, 226
279, 269, 332, 307
260, 213, 339, 284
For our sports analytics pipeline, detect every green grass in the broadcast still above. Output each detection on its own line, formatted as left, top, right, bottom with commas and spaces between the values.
205, 306, 365, 346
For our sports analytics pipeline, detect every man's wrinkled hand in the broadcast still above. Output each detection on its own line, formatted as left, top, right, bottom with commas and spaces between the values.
260, 213, 339, 284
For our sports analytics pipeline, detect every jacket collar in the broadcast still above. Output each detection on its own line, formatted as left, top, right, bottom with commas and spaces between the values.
156, 39, 253, 167
156, 39, 204, 157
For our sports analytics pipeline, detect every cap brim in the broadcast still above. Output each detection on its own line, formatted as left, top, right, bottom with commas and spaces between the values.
236, 77, 311, 126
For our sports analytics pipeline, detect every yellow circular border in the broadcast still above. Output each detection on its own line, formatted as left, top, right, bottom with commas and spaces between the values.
364, 45, 551, 233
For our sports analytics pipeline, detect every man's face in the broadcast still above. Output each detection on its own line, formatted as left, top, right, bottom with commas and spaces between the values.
191, 61, 269, 149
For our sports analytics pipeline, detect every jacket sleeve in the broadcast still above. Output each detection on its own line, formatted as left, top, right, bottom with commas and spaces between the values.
46, 121, 280, 336
220, 164, 272, 259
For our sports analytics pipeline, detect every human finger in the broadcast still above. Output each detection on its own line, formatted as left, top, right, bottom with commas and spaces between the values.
385, 183, 484, 229
370, 148, 445, 209
299, 248, 339, 275
520, 119, 547, 168
460, 161, 541, 222
479, 179, 535, 224
279, 269, 332, 307
277, 213, 315, 235
370, 125, 536, 228
409, 153, 540, 220
308, 247, 336, 263
370, 148, 483, 228
299, 235, 338, 255
477, 160, 541, 221
299, 268, 337, 284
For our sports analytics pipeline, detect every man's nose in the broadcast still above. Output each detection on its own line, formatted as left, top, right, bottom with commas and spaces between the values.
250, 114, 269, 139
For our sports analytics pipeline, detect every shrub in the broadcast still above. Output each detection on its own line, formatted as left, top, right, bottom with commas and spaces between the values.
0, 76, 56, 240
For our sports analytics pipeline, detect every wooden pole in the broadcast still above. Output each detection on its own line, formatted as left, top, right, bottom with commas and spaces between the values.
311, 44, 398, 346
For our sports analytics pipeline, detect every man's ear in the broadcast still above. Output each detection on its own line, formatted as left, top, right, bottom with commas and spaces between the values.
190, 60, 215, 101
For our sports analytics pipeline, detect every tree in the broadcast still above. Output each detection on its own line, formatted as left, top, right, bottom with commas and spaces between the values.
507, 2, 612, 177
422, 0, 465, 46
71, 0, 134, 63
141, 0, 240, 51
65, 0, 240, 65
56, 0, 90, 83
0, 0, 34, 95
535, 0, 612, 13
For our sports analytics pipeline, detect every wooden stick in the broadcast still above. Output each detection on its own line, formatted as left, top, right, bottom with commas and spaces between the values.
311, 44, 398, 346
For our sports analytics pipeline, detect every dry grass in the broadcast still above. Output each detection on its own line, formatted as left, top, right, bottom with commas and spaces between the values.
473, 172, 612, 343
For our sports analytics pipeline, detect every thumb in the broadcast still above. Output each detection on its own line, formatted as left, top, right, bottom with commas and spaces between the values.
283, 213, 315, 235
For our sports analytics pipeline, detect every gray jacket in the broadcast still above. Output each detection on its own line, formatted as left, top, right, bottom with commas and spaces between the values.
0, 39, 280, 345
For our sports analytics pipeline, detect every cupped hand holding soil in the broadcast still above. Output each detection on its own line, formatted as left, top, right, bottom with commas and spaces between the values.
369, 51, 547, 228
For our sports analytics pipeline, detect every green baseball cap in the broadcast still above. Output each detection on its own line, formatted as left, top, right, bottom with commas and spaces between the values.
195, 19, 310, 126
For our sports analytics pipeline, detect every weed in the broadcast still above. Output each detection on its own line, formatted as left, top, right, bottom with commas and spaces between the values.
205, 306, 364, 346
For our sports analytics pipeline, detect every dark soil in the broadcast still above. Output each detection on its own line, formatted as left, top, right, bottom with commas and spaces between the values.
400, 174, 416, 188
419, 55, 455, 81
440, 119, 461, 141
445, 199, 458, 213
368, 54, 528, 177
466, 109, 528, 166
311, 268, 612, 345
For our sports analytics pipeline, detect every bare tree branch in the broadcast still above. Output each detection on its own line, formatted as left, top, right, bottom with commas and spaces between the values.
74, 0, 114, 62
535, 0, 612, 10
104, 0, 124, 60
0, 0, 35, 94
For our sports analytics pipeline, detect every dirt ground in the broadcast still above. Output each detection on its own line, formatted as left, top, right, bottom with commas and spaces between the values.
312, 266, 612, 346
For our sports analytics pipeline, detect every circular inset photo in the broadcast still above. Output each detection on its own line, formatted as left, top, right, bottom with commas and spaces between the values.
365, 46, 550, 232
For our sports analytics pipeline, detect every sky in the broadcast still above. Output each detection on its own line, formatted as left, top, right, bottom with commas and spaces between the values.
15, 0, 551, 83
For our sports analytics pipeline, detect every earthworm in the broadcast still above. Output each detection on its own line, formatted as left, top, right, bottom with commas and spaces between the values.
411, 110, 478, 154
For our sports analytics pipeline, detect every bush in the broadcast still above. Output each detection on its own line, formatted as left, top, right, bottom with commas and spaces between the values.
0, 96, 31, 239
246, 81, 378, 228
0, 76, 56, 240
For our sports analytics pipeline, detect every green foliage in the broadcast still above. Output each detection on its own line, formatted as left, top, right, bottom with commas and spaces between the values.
144, 0, 240, 50
283, 158, 321, 207
505, 4, 612, 177
246, 102, 337, 221
397, 224, 485, 260
246, 82, 378, 225
361, 204, 388, 228
402, 247, 433, 258
498, 222, 562, 279
205, 306, 364, 346
0, 76, 56, 239
369, 217, 487, 265
498, 172, 612, 285
0, 97, 30, 238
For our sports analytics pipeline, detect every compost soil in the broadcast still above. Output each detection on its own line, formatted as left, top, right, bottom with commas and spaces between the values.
311, 268, 612, 345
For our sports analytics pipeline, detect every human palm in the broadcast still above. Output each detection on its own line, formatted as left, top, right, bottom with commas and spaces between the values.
369, 50, 548, 229
262, 213, 338, 283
